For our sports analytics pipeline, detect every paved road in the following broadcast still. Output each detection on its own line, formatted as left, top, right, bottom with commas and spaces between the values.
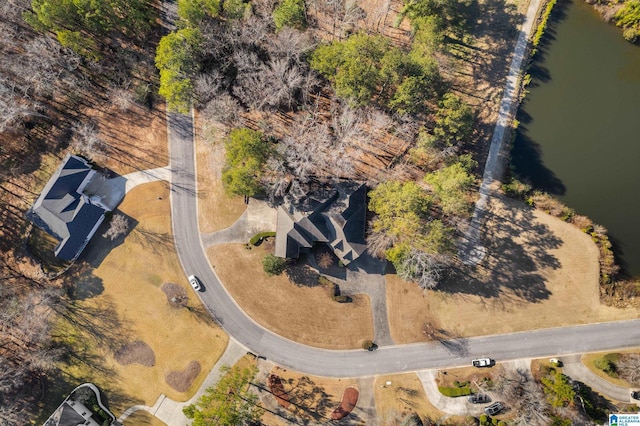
167, 111, 640, 378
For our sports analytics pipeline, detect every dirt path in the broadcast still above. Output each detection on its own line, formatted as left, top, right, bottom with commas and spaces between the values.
460, 0, 543, 265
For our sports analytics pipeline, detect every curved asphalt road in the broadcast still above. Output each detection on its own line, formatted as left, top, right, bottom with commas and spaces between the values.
167, 111, 640, 378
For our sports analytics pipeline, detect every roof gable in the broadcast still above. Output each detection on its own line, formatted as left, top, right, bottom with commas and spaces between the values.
26, 154, 114, 261
275, 183, 367, 265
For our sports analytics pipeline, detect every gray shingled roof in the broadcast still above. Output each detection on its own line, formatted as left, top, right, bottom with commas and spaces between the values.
275, 183, 367, 265
26, 154, 115, 261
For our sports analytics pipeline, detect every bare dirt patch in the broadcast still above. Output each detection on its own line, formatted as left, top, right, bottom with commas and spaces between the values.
330, 387, 359, 420
161, 282, 189, 308
114, 340, 156, 367
388, 196, 638, 343
207, 243, 373, 349
166, 360, 202, 393
268, 374, 291, 409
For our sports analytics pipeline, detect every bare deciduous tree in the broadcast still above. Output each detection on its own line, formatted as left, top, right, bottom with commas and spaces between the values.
202, 94, 243, 127
109, 83, 136, 111
71, 122, 105, 160
495, 368, 551, 426
397, 249, 450, 290
366, 227, 395, 259
103, 213, 130, 241
317, 252, 333, 268
617, 353, 640, 386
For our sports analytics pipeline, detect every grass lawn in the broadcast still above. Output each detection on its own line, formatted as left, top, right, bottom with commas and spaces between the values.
374, 373, 471, 425
46, 182, 228, 417
207, 243, 374, 349
387, 196, 638, 343
194, 112, 246, 234
122, 411, 167, 426
582, 351, 638, 388
436, 366, 494, 389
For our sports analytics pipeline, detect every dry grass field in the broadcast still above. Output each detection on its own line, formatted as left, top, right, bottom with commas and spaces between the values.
387, 196, 639, 343
374, 373, 470, 425
55, 182, 228, 414
122, 410, 167, 426
207, 243, 374, 349
193, 113, 246, 233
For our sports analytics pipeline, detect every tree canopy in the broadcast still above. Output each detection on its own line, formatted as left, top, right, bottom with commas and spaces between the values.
25, 0, 154, 59
433, 92, 474, 147
273, 0, 307, 31
177, 0, 220, 27
183, 365, 261, 425
424, 162, 475, 216
222, 128, 272, 197
310, 33, 440, 111
615, 0, 640, 43
155, 28, 203, 113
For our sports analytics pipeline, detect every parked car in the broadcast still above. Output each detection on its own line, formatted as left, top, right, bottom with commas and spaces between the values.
484, 402, 504, 416
468, 393, 490, 404
188, 275, 202, 291
550, 358, 562, 367
631, 391, 640, 400
472, 358, 493, 368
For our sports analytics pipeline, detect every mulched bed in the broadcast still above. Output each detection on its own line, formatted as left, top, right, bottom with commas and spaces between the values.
331, 387, 359, 420
165, 360, 201, 393
161, 282, 188, 308
114, 340, 156, 367
268, 374, 290, 409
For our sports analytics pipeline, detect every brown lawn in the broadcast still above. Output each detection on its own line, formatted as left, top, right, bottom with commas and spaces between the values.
374, 373, 469, 425
87, 101, 168, 176
122, 410, 167, 426
194, 112, 246, 233
387, 196, 638, 343
207, 243, 374, 349
58, 182, 228, 413
436, 366, 495, 389
582, 350, 639, 388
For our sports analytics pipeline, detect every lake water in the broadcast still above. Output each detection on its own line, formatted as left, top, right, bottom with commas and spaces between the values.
512, 0, 640, 276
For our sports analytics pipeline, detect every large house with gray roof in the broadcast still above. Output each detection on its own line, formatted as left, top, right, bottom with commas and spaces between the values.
26, 154, 124, 261
275, 183, 367, 266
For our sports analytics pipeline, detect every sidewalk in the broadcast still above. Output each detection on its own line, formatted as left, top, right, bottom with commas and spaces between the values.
460, 0, 544, 265
117, 338, 248, 425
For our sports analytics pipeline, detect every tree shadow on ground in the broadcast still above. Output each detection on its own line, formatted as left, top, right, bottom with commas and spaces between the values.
286, 255, 322, 288
82, 212, 138, 268
444, 197, 562, 303
70, 265, 105, 300
128, 227, 173, 255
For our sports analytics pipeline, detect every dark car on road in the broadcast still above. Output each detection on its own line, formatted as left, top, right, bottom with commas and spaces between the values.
468, 394, 490, 404
631, 391, 640, 400
484, 402, 504, 416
